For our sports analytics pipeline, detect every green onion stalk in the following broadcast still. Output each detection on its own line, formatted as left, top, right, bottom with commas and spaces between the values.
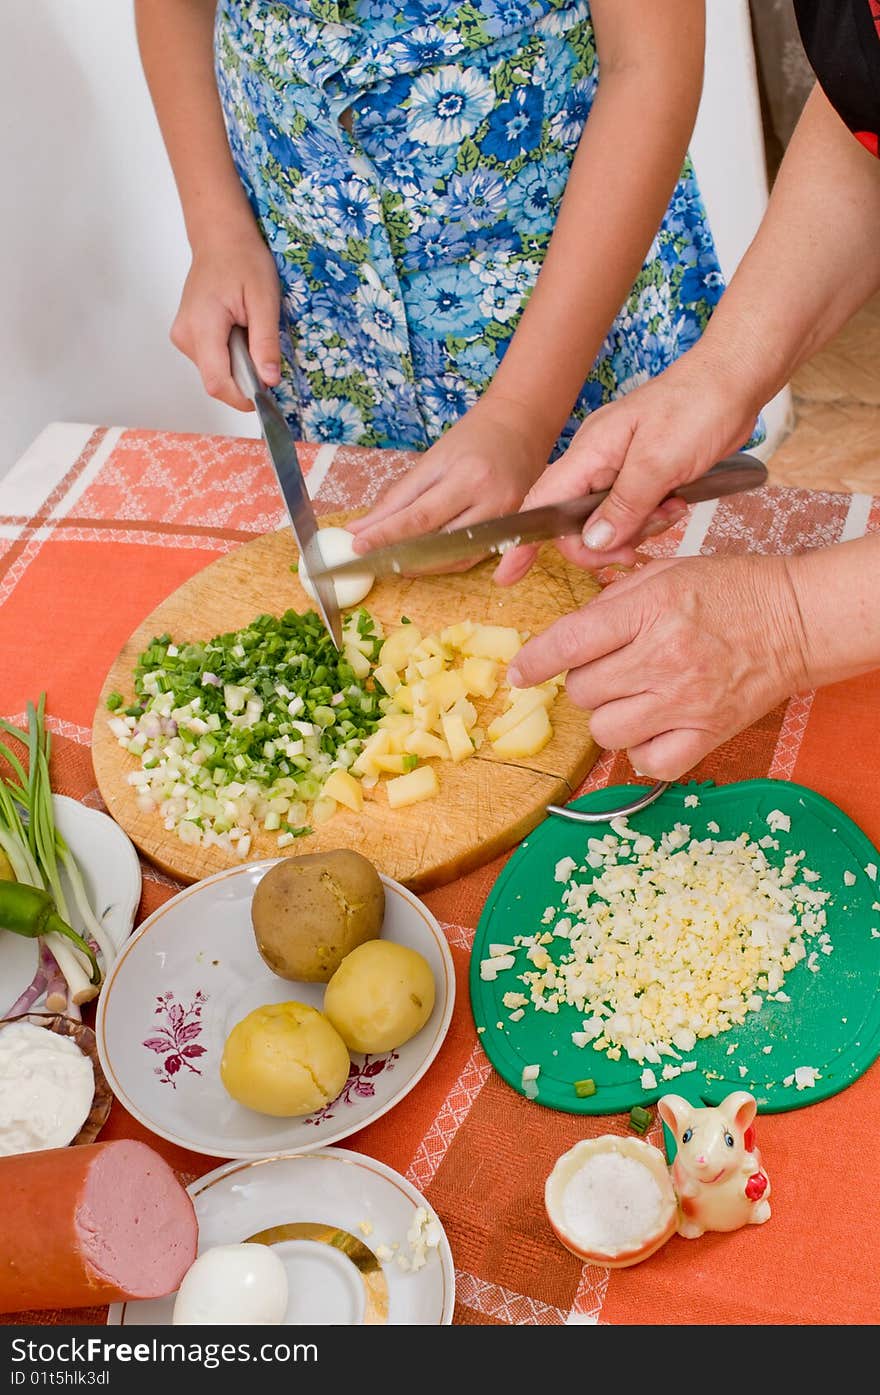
0, 699, 114, 1012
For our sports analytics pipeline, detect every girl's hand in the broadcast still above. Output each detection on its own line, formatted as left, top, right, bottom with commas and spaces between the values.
507, 554, 809, 781
171, 225, 282, 410
348, 394, 550, 566
494, 349, 760, 585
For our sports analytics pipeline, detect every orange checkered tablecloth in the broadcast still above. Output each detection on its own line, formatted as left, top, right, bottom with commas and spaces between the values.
1, 422, 879, 1327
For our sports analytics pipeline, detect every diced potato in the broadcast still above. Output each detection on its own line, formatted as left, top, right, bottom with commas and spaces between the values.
491, 706, 552, 759
376, 713, 415, 753
413, 698, 441, 732
420, 633, 453, 660
425, 669, 467, 710
448, 697, 478, 731
352, 729, 391, 776
440, 621, 475, 649
321, 769, 364, 812
415, 654, 444, 679
351, 756, 378, 779
344, 645, 372, 679
342, 628, 376, 657
389, 728, 417, 755
459, 624, 522, 663
386, 765, 440, 809
461, 656, 498, 699
379, 626, 423, 672
404, 730, 451, 761
312, 796, 338, 825
377, 712, 414, 732
372, 663, 401, 695
374, 753, 420, 774
441, 711, 474, 762
361, 730, 392, 758
391, 685, 414, 713
487, 686, 557, 741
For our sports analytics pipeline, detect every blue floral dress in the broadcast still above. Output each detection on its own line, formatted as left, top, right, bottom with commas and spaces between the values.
216, 0, 728, 455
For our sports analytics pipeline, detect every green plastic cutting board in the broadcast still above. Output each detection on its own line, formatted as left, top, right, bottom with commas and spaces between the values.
469, 779, 880, 1116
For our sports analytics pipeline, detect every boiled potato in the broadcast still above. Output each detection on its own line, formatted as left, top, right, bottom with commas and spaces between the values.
221, 1002, 351, 1116
491, 704, 552, 758
252, 850, 385, 982
458, 624, 521, 662
385, 765, 439, 809
321, 768, 363, 812
440, 711, 473, 762
323, 940, 436, 1053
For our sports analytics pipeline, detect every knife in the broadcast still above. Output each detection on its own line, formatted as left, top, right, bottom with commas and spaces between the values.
228, 326, 342, 649
310, 453, 768, 582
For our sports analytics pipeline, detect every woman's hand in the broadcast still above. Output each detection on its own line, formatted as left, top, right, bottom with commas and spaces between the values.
507, 554, 810, 781
494, 347, 761, 584
348, 394, 549, 563
171, 224, 282, 410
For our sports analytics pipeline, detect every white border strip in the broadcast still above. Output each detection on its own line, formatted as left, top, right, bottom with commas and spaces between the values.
306, 443, 338, 499
676, 497, 718, 557
0, 422, 96, 517
51, 426, 124, 518
406, 1043, 491, 1188
840, 492, 872, 542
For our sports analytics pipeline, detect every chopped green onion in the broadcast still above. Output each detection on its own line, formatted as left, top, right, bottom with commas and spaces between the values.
574, 1078, 596, 1098
629, 1105, 653, 1134
106, 692, 123, 711
108, 608, 386, 856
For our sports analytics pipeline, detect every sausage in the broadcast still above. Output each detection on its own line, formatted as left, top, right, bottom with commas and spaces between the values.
0, 1139, 197, 1313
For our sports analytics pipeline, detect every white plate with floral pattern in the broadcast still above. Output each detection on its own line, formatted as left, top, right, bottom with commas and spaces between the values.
108, 1148, 455, 1326
1, 795, 141, 1016
95, 861, 455, 1158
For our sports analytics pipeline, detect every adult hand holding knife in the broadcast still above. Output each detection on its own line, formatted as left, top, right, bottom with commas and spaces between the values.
309, 455, 767, 585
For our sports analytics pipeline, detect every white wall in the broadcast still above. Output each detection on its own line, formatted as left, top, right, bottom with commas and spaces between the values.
0, 0, 788, 478
0, 0, 258, 479
690, 0, 793, 451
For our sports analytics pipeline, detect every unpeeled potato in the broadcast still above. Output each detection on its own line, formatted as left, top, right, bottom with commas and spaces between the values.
323, 940, 435, 1054
252, 850, 384, 982
220, 1002, 351, 1117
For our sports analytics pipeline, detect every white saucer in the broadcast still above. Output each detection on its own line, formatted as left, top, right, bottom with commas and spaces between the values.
109, 1148, 455, 1326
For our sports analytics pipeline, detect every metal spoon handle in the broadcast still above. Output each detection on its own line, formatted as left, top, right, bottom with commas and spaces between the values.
546, 781, 670, 824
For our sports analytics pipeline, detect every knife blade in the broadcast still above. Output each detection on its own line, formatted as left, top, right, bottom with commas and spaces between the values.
311, 453, 768, 582
228, 326, 342, 649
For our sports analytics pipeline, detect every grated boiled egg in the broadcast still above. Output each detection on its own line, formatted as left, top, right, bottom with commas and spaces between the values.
489, 823, 831, 1064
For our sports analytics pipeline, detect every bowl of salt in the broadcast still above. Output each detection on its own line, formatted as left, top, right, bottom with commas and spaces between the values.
545, 1135, 677, 1268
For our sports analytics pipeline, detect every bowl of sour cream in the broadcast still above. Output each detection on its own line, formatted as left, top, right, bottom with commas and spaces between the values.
0, 1014, 112, 1155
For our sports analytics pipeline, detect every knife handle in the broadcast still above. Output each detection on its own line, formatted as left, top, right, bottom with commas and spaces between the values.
228, 325, 264, 402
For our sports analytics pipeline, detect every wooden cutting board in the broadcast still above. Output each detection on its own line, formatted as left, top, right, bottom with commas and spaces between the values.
92, 515, 601, 890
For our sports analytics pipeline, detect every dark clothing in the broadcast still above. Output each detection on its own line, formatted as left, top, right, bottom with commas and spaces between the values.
793, 0, 880, 155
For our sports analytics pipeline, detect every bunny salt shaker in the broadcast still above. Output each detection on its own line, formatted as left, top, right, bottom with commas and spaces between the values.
658, 1091, 771, 1239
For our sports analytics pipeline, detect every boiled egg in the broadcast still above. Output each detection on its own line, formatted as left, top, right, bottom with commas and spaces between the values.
298, 526, 375, 610
172, 1243, 288, 1325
